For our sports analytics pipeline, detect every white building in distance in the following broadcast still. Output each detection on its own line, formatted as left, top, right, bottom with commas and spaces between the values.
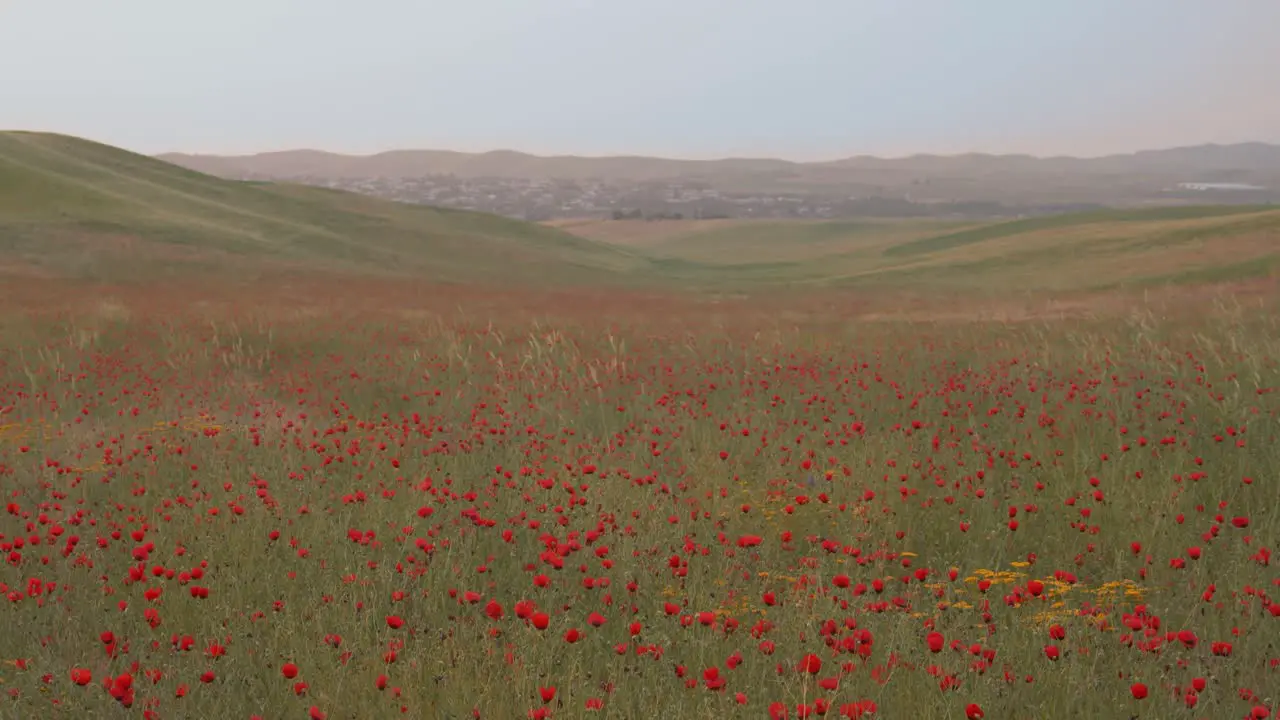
1176, 182, 1267, 191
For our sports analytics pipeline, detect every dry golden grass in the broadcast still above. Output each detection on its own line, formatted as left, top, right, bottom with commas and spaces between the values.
544, 210, 1280, 293
4, 269, 1276, 334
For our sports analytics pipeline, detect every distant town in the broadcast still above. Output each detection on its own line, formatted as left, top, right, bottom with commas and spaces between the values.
228, 172, 1123, 221
161, 143, 1280, 222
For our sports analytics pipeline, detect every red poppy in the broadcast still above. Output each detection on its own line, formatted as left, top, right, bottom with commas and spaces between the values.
798, 653, 822, 674
485, 600, 504, 620
926, 631, 944, 653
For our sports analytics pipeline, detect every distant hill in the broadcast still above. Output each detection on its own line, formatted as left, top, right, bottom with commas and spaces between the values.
158, 143, 1280, 180
154, 140, 1274, 179
555, 207, 1280, 293
0, 132, 653, 283
158, 143, 1280, 206
5, 131, 1277, 296
157, 148, 801, 183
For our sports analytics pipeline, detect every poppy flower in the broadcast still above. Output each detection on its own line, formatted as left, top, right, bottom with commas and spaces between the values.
485, 600, 504, 620
798, 653, 822, 674
926, 631, 944, 653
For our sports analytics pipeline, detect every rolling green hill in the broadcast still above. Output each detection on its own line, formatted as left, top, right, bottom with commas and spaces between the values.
0, 131, 653, 284
3, 132, 1277, 296
562, 208, 1280, 292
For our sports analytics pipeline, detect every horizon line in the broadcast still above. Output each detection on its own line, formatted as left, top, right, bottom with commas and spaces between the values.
150, 139, 1279, 165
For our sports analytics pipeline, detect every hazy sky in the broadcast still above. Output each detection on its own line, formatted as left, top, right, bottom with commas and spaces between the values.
3, 1, 1278, 159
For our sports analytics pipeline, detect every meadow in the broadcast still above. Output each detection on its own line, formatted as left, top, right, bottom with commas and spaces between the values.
1, 278, 1277, 720
1, 133, 1279, 719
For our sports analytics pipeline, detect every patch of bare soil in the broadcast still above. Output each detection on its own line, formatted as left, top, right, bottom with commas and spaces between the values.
544, 218, 746, 247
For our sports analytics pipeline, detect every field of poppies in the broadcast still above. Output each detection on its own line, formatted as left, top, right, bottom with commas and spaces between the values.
1, 283, 1277, 719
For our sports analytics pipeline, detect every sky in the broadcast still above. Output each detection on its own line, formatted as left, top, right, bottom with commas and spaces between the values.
2, 1, 1278, 160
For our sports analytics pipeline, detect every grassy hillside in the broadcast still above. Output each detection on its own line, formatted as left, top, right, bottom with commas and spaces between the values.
0, 131, 653, 284
559, 207, 1280, 292
4, 131, 1277, 296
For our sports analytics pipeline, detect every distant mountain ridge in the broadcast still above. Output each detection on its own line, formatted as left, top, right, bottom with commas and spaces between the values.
157, 142, 1280, 182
